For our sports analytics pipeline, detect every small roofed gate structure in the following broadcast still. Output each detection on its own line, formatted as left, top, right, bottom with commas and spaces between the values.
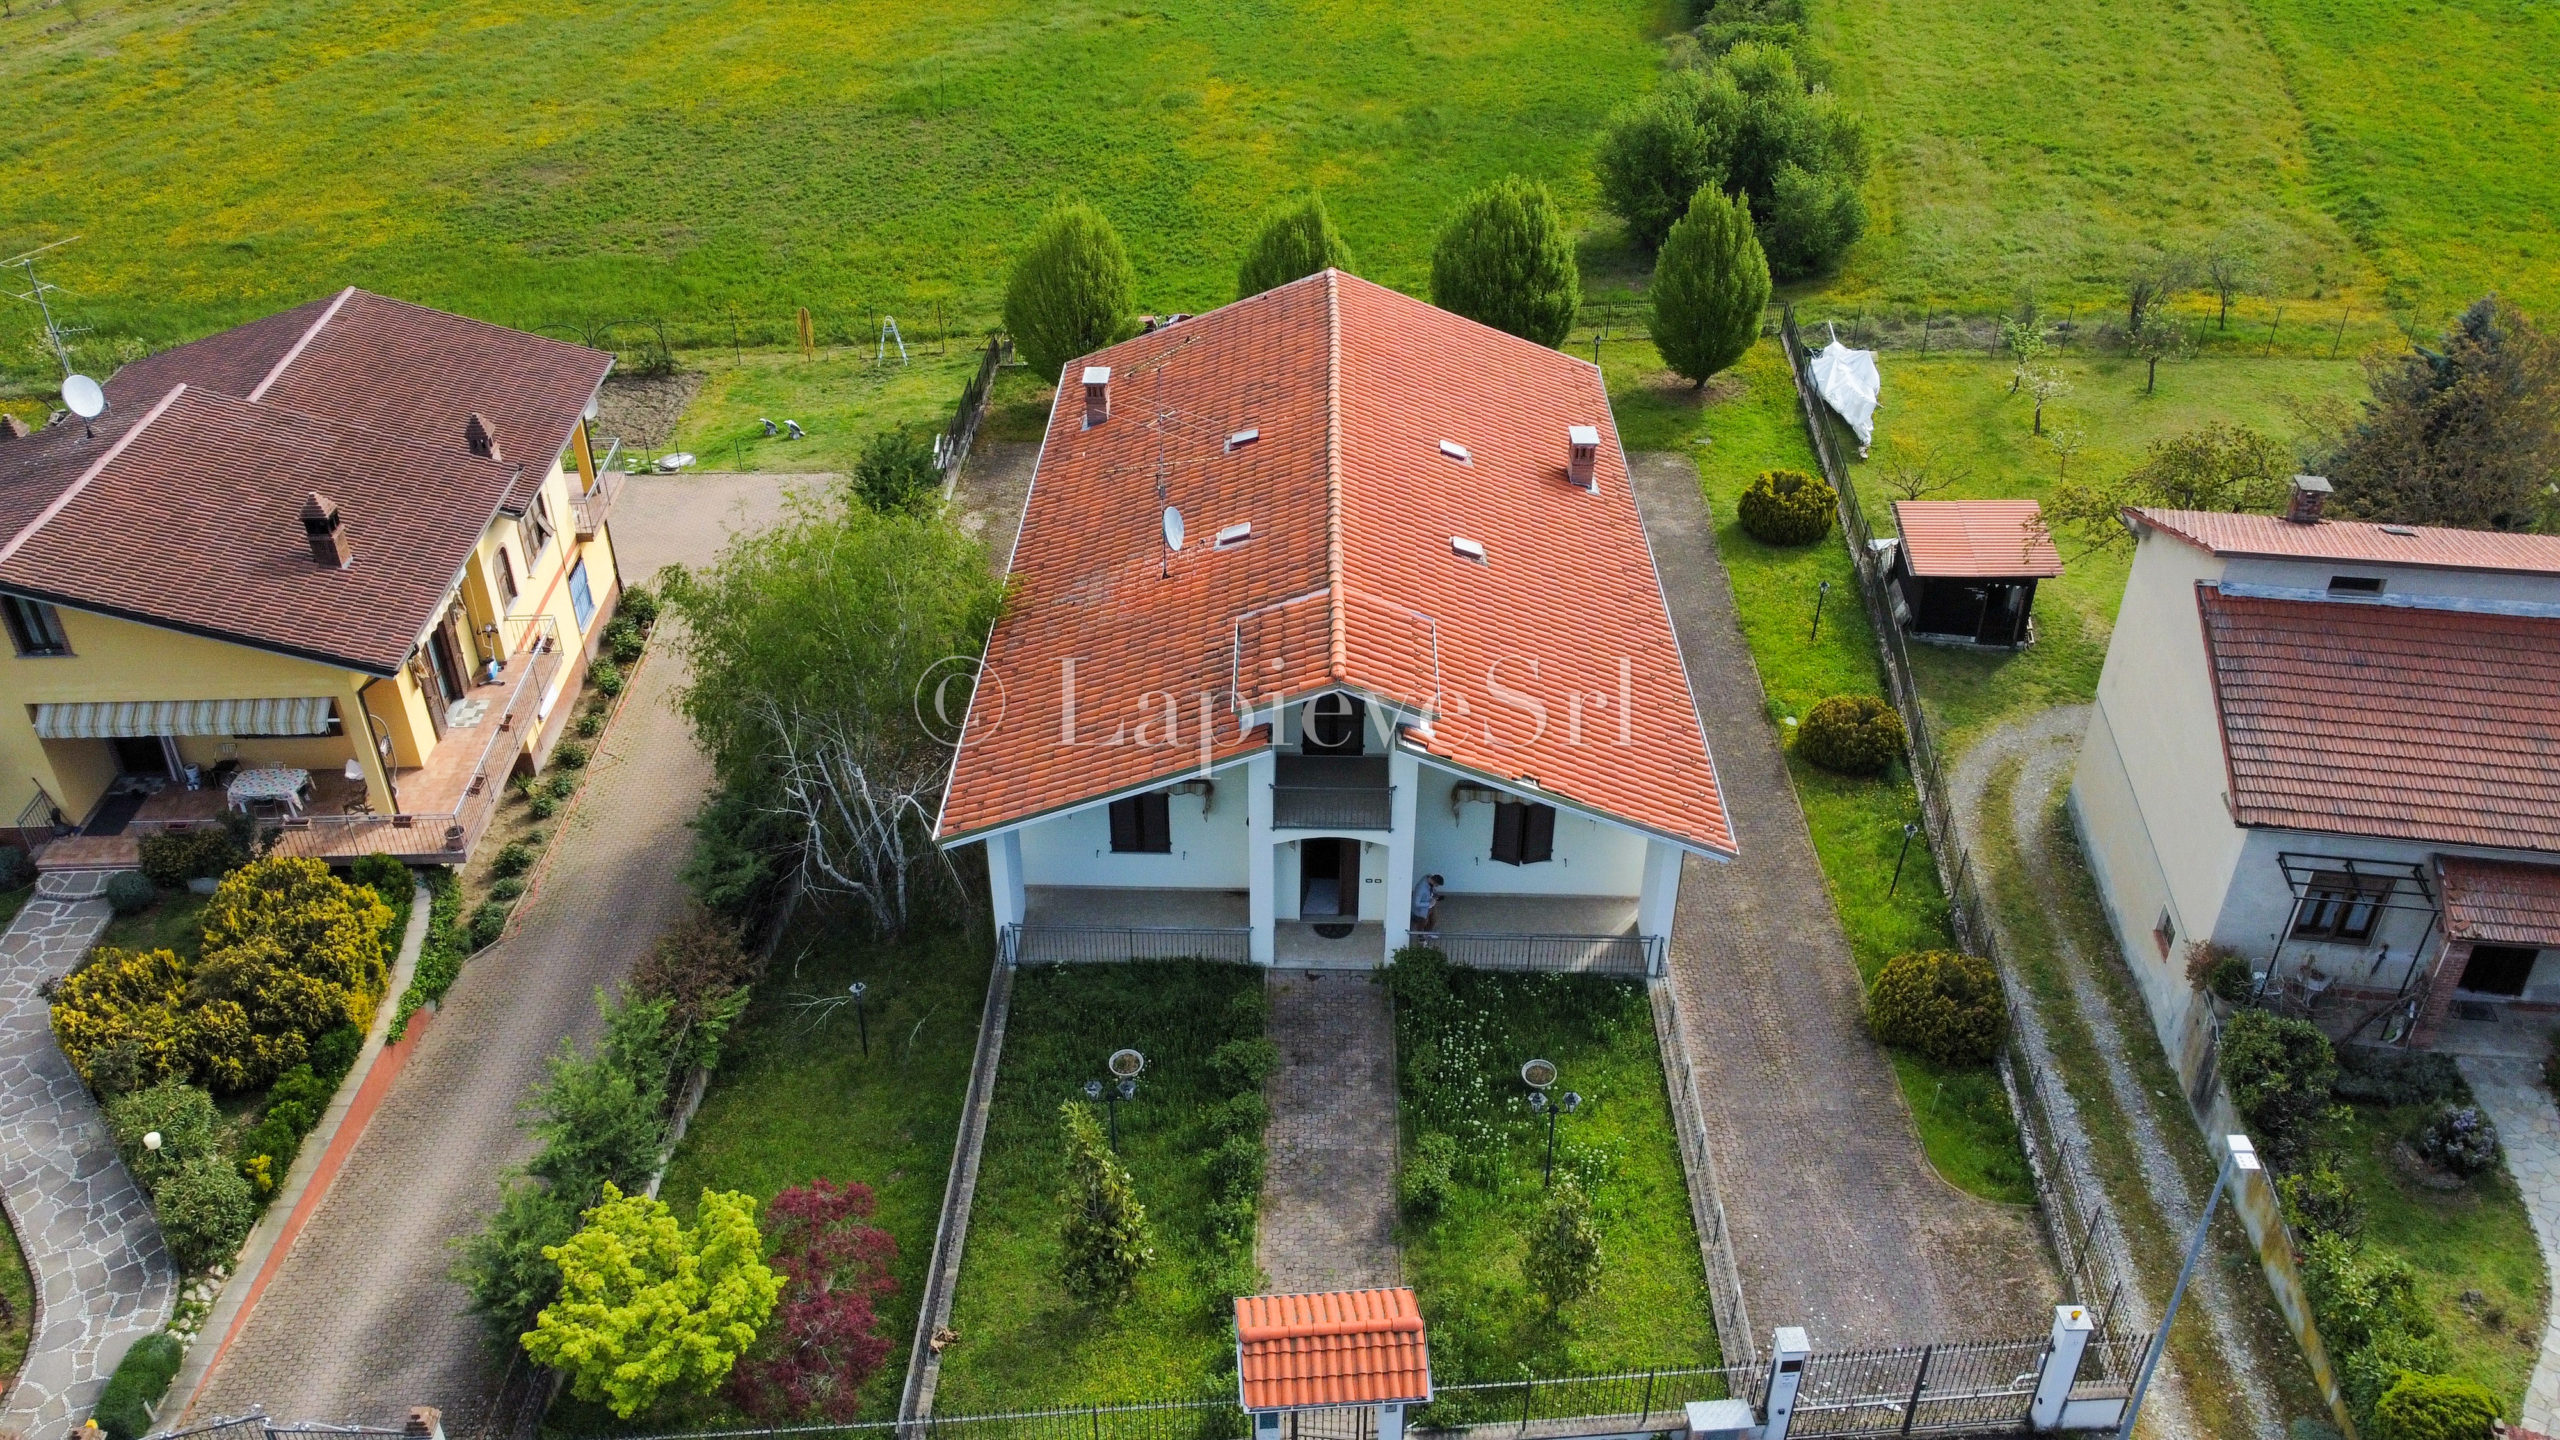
1884, 500, 2062, 648
1236, 1289, 1431, 1440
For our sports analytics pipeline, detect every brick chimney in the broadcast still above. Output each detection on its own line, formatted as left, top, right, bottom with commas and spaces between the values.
1, 414, 28, 441
2285, 473, 2333, 525
1568, 425, 1600, 490
1082, 366, 1111, 429
464, 412, 502, 463
302, 491, 353, 569
405, 1407, 445, 1440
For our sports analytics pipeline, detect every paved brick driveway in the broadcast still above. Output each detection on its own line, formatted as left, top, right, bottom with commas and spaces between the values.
184, 474, 789, 1428
1257, 971, 1401, 1291
1629, 452, 2053, 1350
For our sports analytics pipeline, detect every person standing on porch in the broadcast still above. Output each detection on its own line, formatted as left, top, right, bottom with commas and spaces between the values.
1412, 874, 1444, 933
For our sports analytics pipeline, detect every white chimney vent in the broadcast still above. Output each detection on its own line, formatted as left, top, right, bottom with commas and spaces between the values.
1568, 425, 1600, 490
1226, 428, 1260, 452
1082, 366, 1112, 428
1438, 439, 1471, 464
1450, 535, 1487, 564
1215, 522, 1253, 549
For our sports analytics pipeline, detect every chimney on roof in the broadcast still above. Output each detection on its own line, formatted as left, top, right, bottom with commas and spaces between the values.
2285, 474, 2333, 525
1082, 367, 1111, 429
0, 414, 28, 442
302, 491, 353, 569
1568, 425, 1600, 491
464, 412, 502, 463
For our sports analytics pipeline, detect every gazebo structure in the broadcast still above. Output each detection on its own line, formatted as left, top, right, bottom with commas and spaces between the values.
1884, 499, 2063, 648
1235, 1289, 1433, 1440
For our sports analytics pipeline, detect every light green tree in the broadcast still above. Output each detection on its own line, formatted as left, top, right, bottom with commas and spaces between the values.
523, 1185, 782, 1418
1523, 1177, 1604, 1312
2128, 304, 2193, 394
1999, 318, 2049, 395
1058, 1102, 1154, 1307
1429, 177, 1581, 348
1649, 187, 1771, 387
1236, 195, 1355, 300
1002, 201, 1134, 381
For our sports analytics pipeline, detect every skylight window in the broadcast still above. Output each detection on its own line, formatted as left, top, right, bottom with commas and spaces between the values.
1450, 536, 1487, 564
2380, 525, 2418, 537
1215, 522, 1253, 549
1227, 428, 1260, 452
1438, 440, 1472, 464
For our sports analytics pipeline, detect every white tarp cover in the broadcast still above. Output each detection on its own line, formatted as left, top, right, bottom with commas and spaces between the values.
1810, 332, 1881, 451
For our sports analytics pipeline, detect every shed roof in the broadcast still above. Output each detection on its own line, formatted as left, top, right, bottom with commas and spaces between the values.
1235, 1289, 1432, 1411
2438, 858, 2560, 949
1891, 500, 2062, 579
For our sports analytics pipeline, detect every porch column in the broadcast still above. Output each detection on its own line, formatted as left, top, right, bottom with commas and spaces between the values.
1247, 750, 1276, 964
1638, 838, 1684, 941
985, 830, 1026, 934
2411, 938, 2472, 1047
1383, 747, 1420, 958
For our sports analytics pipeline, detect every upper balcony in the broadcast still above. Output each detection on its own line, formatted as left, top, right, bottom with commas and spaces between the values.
572, 439, 625, 539
1272, 754, 1392, 831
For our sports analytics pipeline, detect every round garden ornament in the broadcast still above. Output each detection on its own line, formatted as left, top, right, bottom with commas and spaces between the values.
1521, 1058, 1557, 1090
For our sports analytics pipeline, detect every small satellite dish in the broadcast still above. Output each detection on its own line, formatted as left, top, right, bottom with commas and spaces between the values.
61, 375, 105, 420
1162, 506, 1184, 552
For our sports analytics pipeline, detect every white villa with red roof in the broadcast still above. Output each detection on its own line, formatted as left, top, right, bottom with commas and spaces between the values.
936, 271, 1732, 970
2073, 476, 2560, 1063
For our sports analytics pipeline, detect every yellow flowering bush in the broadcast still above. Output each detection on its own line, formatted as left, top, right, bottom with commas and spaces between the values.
49, 947, 192, 1090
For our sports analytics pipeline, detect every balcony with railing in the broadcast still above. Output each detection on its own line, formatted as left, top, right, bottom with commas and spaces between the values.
573, 445, 625, 538
1272, 754, 1392, 831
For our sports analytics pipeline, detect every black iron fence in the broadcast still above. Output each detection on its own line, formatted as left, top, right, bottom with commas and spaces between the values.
1415, 930, 1663, 978
1271, 783, 1396, 830
939, 335, 1013, 479
1787, 1339, 2046, 1437
1776, 305, 2136, 1347
1000, 922, 1254, 968
1415, 1365, 1760, 1431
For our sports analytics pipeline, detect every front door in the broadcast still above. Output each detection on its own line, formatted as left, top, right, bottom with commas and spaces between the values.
1300, 839, 1360, 918
111, 736, 169, 777
2459, 945, 2540, 997
427, 622, 469, 717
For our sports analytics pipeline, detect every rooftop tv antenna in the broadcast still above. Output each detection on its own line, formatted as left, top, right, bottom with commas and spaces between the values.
4, 236, 84, 379
1161, 504, 1183, 579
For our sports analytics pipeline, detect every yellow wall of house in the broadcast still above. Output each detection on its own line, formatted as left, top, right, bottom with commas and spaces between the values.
0, 607, 386, 824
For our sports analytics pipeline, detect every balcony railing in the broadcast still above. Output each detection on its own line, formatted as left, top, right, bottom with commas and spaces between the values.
1271, 783, 1394, 830
1411, 930, 1666, 978
573, 457, 624, 538
1001, 923, 1254, 968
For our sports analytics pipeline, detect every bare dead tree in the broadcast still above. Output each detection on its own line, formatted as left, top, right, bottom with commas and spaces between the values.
2204, 251, 2249, 331
763, 700, 952, 937
1878, 440, 1973, 501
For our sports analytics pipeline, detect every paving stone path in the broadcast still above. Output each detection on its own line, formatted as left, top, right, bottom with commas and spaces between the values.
2459, 1056, 2560, 1434
1628, 452, 2054, 1350
0, 872, 179, 1440
185, 474, 789, 1429
1258, 971, 1402, 1292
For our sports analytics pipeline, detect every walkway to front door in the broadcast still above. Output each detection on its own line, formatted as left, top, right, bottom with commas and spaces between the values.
1258, 971, 1402, 1290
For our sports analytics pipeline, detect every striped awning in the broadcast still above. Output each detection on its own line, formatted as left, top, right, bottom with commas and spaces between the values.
32, 697, 339, 739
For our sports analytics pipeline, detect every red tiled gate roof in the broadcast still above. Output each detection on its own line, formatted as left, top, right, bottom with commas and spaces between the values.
1235, 1289, 1432, 1410
936, 271, 1733, 857
2195, 586, 2560, 853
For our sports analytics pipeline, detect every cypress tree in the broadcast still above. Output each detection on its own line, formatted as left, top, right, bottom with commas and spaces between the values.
1428, 176, 1581, 348
1236, 194, 1355, 300
1650, 187, 1771, 386
1002, 201, 1134, 381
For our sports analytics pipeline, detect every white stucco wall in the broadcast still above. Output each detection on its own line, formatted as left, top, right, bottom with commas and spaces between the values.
2071, 705, 2201, 1059
1016, 763, 1251, 890
1410, 762, 1646, 897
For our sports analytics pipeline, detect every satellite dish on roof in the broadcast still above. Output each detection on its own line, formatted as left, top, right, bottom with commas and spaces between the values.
61, 374, 104, 420
1163, 505, 1185, 552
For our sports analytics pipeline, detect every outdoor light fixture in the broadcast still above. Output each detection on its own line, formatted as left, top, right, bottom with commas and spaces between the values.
1524, 1069, 1581, 1186
2119, 1136, 2257, 1438
1811, 579, 1832, 642
1889, 821, 1919, 898
848, 981, 870, 1056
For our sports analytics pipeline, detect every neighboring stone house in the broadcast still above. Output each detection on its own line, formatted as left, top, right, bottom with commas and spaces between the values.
935, 269, 1734, 971
2071, 477, 2560, 1071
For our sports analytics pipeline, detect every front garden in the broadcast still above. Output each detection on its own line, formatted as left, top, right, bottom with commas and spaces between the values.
1386, 949, 1720, 1397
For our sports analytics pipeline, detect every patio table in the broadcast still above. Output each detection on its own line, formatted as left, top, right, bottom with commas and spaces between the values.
227, 765, 312, 816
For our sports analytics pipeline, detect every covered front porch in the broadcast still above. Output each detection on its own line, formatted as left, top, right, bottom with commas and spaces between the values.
1003, 886, 1656, 974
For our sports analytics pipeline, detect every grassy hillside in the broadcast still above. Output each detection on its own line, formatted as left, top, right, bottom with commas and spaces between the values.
0, 0, 1672, 362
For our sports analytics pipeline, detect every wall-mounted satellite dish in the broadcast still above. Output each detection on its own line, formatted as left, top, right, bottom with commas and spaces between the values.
61, 374, 105, 420
1162, 505, 1185, 552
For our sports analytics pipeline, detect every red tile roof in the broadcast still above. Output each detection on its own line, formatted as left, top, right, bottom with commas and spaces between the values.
2195, 586, 2560, 853
2136, 508, 2560, 575
0, 290, 609, 672
937, 271, 1733, 856
1891, 500, 2062, 578
1235, 1289, 1432, 1410
2437, 857, 2560, 948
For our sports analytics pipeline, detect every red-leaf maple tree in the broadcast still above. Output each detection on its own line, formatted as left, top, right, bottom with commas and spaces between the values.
729, 1178, 900, 1420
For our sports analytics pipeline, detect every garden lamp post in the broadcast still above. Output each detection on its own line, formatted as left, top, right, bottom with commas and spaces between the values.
1889, 822, 1919, 898
1527, 1087, 1582, 1187
1810, 579, 1831, 642
848, 981, 869, 1056
1086, 1048, 1146, 1150
2118, 1135, 2259, 1440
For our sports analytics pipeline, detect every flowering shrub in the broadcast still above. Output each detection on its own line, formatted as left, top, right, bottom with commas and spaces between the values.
1866, 950, 2006, 1065
51, 948, 193, 1090
729, 1179, 899, 1421
2416, 1105, 2501, 1176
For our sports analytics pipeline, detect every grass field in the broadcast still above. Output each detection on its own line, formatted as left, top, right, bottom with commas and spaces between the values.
638, 911, 992, 1425
1392, 965, 1720, 1391
934, 962, 1264, 1412
666, 347, 992, 474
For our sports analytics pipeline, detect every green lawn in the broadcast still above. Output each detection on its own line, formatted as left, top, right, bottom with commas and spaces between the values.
1393, 964, 1719, 1395
96, 890, 211, 959
2328, 1102, 2548, 1418
1831, 353, 2362, 751
0, 884, 31, 933
666, 346, 995, 474
0, 1205, 31, 1395
628, 912, 992, 1426
934, 962, 1265, 1412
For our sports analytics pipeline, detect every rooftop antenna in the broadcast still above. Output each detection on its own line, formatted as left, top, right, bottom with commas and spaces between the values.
1161, 504, 1184, 579
4, 236, 84, 379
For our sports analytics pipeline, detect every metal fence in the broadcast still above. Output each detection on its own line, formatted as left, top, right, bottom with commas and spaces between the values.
1000, 922, 1255, 968
938, 335, 1013, 480
1415, 1365, 1760, 1432
1788, 1339, 2048, 1437
1415, 930, 1662, 978
1271, 784, 1396, 830
149, 1415, 412, 1440
1776, 306, 2136, 1348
